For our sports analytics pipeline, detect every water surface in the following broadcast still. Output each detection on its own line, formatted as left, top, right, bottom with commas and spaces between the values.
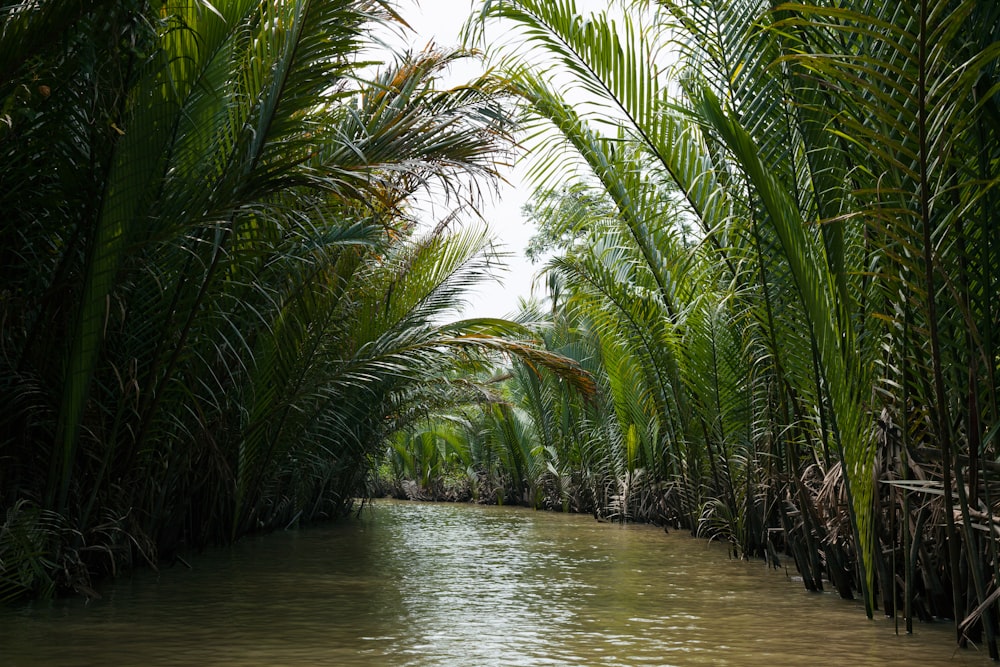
1, 500, 991, 665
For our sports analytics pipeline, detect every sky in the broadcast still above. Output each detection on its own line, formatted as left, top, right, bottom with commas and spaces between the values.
374, 1, 537, 320
381, 0, 615, 319
379, 1, 600, 324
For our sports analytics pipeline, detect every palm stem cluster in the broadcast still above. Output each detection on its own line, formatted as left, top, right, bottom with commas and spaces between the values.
389, 0, 1000, 650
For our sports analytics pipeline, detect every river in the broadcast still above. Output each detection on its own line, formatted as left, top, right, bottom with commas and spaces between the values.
0, 500, 992, 665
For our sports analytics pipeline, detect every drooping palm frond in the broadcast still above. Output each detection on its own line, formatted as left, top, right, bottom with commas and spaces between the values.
698, 87, 877, 597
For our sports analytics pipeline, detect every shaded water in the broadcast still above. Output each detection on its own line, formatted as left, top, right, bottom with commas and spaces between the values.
1, 500, 992, 666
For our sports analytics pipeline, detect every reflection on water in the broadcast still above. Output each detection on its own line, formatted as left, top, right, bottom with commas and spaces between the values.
0, 500, 991, 666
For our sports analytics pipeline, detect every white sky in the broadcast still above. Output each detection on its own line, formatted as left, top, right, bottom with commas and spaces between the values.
387, 0, 614, 319
388, 0, 537, 320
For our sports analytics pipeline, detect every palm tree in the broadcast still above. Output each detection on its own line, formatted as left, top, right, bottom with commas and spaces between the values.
468, 0, 1000, 649
1, 0, 599, 598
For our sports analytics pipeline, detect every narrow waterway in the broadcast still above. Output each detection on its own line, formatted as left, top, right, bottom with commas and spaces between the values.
0, 500, 991, 666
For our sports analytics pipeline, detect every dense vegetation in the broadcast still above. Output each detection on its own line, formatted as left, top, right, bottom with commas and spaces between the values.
0, 0, 596, 599
4, 0, 1000, 659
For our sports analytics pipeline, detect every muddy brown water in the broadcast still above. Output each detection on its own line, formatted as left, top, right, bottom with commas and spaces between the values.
0, 500, 992, 665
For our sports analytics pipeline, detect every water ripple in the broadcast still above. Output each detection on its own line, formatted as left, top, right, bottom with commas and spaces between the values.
0, 500, 991, 666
